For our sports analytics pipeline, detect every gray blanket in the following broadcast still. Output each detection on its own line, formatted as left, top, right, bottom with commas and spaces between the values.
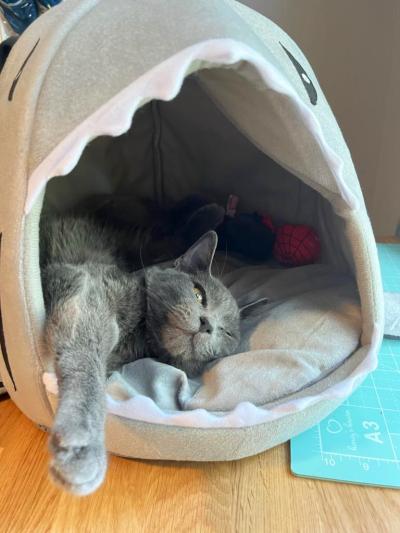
107, 263, 362, 412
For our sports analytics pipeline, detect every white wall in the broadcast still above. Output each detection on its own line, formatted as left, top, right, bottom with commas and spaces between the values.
242, 0, 400, 236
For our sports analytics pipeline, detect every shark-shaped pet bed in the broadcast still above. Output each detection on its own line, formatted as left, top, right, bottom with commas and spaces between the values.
0, 0, 386, 462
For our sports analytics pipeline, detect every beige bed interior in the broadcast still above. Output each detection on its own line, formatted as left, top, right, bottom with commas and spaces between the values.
35, 70, 362, 415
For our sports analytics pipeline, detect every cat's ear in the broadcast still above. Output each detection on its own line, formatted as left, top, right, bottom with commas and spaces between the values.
175, 231, 218, 274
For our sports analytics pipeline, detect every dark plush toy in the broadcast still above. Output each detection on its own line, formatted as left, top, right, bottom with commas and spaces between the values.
217, 212, 275, 261
171, 195, 321, 266
168, 194, 225, 246
82, 192, 296, 265
171, 194, 276, 262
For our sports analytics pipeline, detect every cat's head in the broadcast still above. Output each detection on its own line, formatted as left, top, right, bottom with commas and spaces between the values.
144, 231, 240, 376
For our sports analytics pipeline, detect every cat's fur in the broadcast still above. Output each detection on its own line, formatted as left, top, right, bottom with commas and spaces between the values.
41, 214, 240, 495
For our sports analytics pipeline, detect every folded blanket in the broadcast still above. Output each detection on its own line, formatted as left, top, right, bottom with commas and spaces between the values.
106, 264, 361, 412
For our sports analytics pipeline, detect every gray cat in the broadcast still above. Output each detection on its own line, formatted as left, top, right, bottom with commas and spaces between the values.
41, 214, 240, 495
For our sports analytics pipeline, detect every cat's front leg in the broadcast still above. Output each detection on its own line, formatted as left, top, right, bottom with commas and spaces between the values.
45, 270, 119, 495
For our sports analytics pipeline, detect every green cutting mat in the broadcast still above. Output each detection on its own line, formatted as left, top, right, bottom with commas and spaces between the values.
290, 244, 400, 488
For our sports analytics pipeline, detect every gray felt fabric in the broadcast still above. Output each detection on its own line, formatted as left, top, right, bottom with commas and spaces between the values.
384, 292, 400, 339
0, 0, 384, 460
107, 263, 361, 413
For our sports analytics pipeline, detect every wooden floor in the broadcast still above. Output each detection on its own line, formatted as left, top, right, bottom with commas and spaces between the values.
0, 398, 399, 532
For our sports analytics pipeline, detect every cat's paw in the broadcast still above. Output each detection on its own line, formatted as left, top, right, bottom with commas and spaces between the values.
49, 427, 107, 496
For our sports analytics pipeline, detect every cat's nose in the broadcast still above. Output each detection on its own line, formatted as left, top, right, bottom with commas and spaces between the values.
199, 316, 213, 334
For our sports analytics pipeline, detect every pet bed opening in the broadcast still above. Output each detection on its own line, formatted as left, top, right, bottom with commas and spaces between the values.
32, 67, 362, 424
42, 73, 353, 271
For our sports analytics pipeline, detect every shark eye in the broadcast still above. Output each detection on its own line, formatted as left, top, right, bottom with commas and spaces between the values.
280, 43, 318, 105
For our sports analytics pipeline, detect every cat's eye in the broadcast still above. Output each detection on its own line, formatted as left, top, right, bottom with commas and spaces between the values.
219, 326, 234, 339
193, 284, 206, 306
193, 286, 204, 304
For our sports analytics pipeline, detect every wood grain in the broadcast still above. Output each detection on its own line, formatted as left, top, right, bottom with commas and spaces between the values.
0, 399, 399, 533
